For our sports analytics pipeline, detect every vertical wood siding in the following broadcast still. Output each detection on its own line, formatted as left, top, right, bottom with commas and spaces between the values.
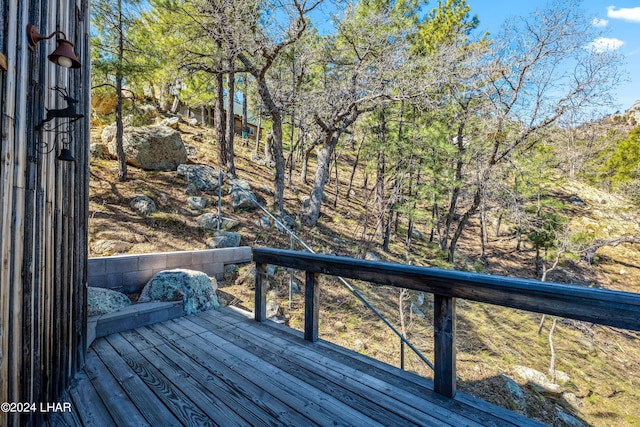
0, 0, 90, 425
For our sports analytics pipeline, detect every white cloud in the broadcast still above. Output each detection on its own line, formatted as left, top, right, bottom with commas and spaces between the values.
607, 6, 640, 23
588, 37, 625, 52
592, 17, 609, 27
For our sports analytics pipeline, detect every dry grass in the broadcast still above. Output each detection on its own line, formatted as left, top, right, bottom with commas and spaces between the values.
90, 119, 640, 426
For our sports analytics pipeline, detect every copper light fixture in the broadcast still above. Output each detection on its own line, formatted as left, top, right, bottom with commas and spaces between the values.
26, 24, 81, 68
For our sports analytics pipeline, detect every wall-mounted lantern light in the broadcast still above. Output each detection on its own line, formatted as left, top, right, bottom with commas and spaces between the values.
26, 24, 81, 68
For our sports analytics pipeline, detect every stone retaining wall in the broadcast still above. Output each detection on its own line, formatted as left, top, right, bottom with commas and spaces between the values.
88, 247, 252, 293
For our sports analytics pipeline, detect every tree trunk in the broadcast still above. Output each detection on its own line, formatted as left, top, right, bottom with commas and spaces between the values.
171, 95, 180, 114
441, 123, 465, 252
447, 188, 481, 263
494, 212, 502, 237
346, 136, 364, 200
255, 106, 261, 154
303, 134, 337, 226
429, 202, 437, 243
215, 72, 227, 167
115, 0, 126, 182
242, 73, 248, 138
225, 67, 236, 177
376, 107, 387, 237
480, 199, 487, 259
264, 131, 274, 165
300, 145, 312, 184
289, 109, 295, 188
375, 149, 386, 237
549, 317, 557, 384
383, 203, 394, 252
332, 150, 339, 207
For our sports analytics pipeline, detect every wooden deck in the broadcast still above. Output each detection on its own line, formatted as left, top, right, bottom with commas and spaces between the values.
51, 307, 545, 427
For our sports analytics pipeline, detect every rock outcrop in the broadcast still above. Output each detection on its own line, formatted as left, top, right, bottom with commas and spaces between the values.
130, 194, 157, 216
207, 232, 241, 249
228, 178, 257, 210
103, 124, 187, 171
139, 269, 219, 315
87, 287, 132, 316
177, 164, 220, 192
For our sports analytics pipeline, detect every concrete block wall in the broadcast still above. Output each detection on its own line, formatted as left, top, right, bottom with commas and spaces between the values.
88, 247, 252, 293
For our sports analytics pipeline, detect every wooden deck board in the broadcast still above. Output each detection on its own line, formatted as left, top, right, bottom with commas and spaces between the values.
131, 327, 311, 426
82, 346, 153, 426
61, 307, 547, 427
190, 310, 459, 426
67, 371, 116, 427
92, 339, 187, 426
220, 306, 546, 427
182, 329, 384, 426
148, 322, 312, 425
101, 335, 232, 427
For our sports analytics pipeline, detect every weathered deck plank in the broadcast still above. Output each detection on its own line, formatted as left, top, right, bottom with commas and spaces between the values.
191, 310, 461, 426
92, 339, 186, 426
182, 328, 384, 426
221, 306, 544, 427
82, 346, 153, 426
62, 307, 546, 426
131, 326, 310, 426
67, 371, 116, 427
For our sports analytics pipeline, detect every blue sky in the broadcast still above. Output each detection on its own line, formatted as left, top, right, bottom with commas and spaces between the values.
311, 1, 640, 112
466, 1, 640, 111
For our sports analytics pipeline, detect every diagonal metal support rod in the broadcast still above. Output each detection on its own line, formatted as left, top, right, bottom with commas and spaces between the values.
219, 169, 434, 372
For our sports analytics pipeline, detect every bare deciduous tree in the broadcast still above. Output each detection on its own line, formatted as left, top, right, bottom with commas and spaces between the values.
439, 0, 622, 262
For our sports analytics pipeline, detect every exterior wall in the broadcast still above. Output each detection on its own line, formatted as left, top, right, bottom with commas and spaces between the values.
88, 247, 253, 293
0, 1, 90, 425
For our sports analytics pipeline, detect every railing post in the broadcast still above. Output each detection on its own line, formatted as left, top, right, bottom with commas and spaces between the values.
434, 295, 456, 398
304, 271, 319, 342
217, 172, 222, 232
255, 263, 267, 322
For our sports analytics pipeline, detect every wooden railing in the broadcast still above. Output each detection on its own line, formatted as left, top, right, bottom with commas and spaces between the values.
252, 247, 640, 398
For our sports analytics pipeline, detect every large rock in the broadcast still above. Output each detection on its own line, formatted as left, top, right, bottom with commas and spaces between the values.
87, 287, 132, 316
91, 239, 133, 255
160, 116, 180, 129
130, 194, 157, 216
184, 143, 198, 161
90, 143, 112, 160
104, 124, 187, 171
207, 232, 241, 249
197, 213, 220, 229
177, 164, 220, 192
197, 214, 239, 231
266, 300, 280, 318
184, 183, 200, 196
95, 231, 145, 243
229, 179, 257, 211
187, 196, 207, 210
139, 269, 219, 315
513, 365, 563, 394
221, 218, 240, 230
276, 213, 295, 232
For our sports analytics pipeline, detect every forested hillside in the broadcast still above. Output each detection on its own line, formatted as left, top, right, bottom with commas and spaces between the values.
88, 0, 640, 425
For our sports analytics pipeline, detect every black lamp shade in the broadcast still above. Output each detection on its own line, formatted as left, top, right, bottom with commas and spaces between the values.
57, 148, 75, 162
